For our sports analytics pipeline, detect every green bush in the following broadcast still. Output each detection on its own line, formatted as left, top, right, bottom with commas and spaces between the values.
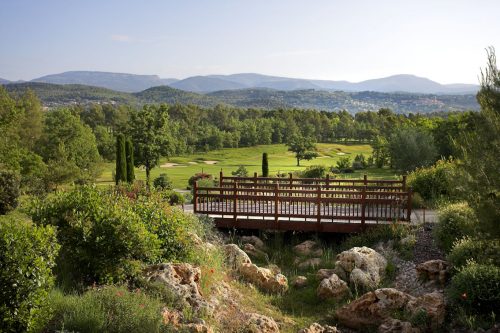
30, 186, 162, 289
162, 190, 185, 206
301, 165, 326, 178
447, 262, 500, 316
187, 172, 213, 189
231, 165, 249, 177
153, 173, 173, 190
0, 170, 20, 215
407, 159, 457, 204
447, 237, 500, 270
434, 202, 478, 253
0, 218, 59, 333
341, 222, 412, 251
336, 156, 351, 170
46, 286, 164, 333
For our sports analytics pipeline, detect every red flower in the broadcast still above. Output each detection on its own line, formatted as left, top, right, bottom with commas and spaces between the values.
139, 303, 145, 308
461, 292, 467, 300
116, 291, 124, 297
210, 268, 215, 274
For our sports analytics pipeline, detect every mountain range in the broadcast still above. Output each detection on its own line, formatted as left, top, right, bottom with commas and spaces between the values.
2, 82, 479, 114
2, 71, 479, 95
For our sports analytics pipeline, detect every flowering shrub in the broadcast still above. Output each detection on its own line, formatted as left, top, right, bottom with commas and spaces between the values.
407, 159, 458, 204
434, 202, 478, 253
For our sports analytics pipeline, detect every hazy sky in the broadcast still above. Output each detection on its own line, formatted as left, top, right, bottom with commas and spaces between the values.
1, 0, 499, 84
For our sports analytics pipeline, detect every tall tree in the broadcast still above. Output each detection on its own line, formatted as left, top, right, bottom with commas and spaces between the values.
115, 134, 126, 184
286, 134, 318, 166
262, 152, 269, 177
128, 104, 172, 189
458, 47, 500, 237
125, 138, 135, 183
388, 127, 437, 172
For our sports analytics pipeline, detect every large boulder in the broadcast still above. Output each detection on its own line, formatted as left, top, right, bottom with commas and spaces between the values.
243, 243, 268, 261
224, 244, 252, 271
144, 263, 210, 312
317, 274, 350, 300
335, 288, 412, 329
294, 240, 323, 257
334, 246, 387, 290
336, 288, 445, 330
244, 313, 280, 333
240, 263, 288, 293
292, 275, 308, 288
316, 269, 336, 280
241, 235, 266, 250
416, 260, 449, 285
298, 323, 341, 333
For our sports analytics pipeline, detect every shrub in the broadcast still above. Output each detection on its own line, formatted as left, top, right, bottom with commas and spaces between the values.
262, 152, 269, 177
188, 172, 213, 189
153, 173, 173, 190
0, 170, 20, 215
434, 202, 478, 253
352, 161, 364, 170
447, 237, 500, 270
163, 190, 186, 206
341, 222, 412, 251
353, 154, 367, 169
231, 165, 249, 177
0, 218, 59, 333
30, 186, 162, 289
407, 159, 457, 204
447, 262, 500, 316
46, 286, 164, 333
336, 156, 351, 170
301, 165, 326, 178
411, 192, 426, 209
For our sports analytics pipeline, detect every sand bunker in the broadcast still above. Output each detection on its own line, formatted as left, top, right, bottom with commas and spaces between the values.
203, 160, 218, 165
160, 163, 181, 168
188, 161, 198, 165
336, 152, 346, 155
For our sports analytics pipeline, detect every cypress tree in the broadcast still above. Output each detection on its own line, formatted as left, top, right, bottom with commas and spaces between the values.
262, 152, 269, 177
115, 134, 127, 184
125, 138, 135, 183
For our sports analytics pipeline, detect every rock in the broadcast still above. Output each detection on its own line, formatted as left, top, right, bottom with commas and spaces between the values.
298, 258, 322, 269
294, 240, 323, 256
190, 232, 216, 253
243, 243, 268, 261
224, 244, 252, 271
144, 263, 210, 312
239, 263, 288, 293
317, 273, 350, 300
416, 260, 449, 285
334, 246, 387, 290
316, 269, 336, 280
244, 313, 280, 333
292, 276, 308, 288
378, 318, 420, 333
241, 235, 266, 250
335, 288, 413, 329
298, 322, 341, 333
406, 291, 445, 329
162, 308, 183, 326
183, 323, 214, 333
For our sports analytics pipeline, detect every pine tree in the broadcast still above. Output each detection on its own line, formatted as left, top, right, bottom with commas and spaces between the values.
262, 152, 269, 177
115, 134, 127, 185
125, 138, 135, 183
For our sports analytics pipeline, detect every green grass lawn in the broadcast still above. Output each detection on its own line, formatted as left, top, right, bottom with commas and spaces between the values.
97, 143, 398, 189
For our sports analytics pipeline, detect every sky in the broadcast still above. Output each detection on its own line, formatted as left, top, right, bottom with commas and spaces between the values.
0, 0, 499, 84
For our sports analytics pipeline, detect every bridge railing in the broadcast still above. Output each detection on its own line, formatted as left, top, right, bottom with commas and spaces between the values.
193, 173, 412, 230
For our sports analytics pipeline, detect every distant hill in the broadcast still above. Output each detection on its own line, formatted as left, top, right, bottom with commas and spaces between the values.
8, 70, 479, 94
4, 82, 479, 113
0, 77, 10, 84
32, 71, 170, 93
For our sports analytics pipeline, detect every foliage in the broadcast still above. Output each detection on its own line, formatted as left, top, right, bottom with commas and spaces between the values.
434, 202, 478, 253
336, 156, 351, 170
262, 152, 269, 177
128, 104, 174, 188
231, 165, 249, 177
0, 170, 20, 215
29, 186, 162, 289
115, 133, 127, 184
93, 125, 115, 161
301, 165, 326, 178
0, 217, 59, 333
286, 134, 318, 166
447, 261, 500, 316
162, 190, 186, 206
447, 237, 500, 271
340, 222, 412, 251
388, 126, 438, 172
352, 154, 367, 170
45, 286, 164, 333
188, 172, 213, 189
153, 173, 173, 190
126, 137, 135, 183
457, 47, 500, 238
407, 159, 458, 204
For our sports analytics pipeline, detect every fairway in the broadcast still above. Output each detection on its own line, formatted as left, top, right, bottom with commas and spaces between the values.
97, 143, 398, 189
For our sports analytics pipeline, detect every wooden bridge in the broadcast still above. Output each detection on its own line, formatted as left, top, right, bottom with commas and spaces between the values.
193, 172, 413, 233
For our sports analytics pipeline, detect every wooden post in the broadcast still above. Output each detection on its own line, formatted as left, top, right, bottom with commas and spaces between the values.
406, 187, 412, 222
274, 183, 279, 227
193, 181, 198, 213
233, 182, 238, 227
361, 185, 366, 231
219, 170, 223, 187
317, 186, 322, 228
326, 174, 330, 189
402, 175, 407, 191
364, 174, 368, 186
